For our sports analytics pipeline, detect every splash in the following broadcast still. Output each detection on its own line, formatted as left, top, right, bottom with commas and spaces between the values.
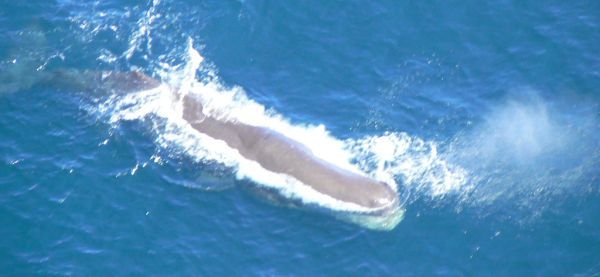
347, 133, 470, 201
124, 0, 161, 60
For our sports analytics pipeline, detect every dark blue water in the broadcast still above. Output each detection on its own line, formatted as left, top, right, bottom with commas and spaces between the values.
1, 0, 599, 275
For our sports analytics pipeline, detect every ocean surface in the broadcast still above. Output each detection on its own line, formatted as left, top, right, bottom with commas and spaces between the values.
1, 0, 599, 275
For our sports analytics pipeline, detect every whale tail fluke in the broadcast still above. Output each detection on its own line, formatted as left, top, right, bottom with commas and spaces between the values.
0, 65, 49, 95
0, 23, 54, 95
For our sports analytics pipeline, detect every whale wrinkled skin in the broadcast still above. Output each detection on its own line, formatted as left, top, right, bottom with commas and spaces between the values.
182, 94, 399, 212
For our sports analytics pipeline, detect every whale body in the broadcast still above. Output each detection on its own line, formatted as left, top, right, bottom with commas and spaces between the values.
42, 69, 404, 229
182, 94, 399, 211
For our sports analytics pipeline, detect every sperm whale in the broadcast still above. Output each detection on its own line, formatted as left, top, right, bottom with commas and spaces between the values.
41, 68, 403, 227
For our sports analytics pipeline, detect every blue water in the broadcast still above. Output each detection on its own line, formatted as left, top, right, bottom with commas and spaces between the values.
1, 0, 599, 275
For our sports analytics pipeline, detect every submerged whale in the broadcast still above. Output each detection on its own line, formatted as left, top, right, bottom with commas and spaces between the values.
41, 69, 404, 229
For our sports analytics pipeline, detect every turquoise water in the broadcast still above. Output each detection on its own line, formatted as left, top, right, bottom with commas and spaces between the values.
1, 0, 599, 275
